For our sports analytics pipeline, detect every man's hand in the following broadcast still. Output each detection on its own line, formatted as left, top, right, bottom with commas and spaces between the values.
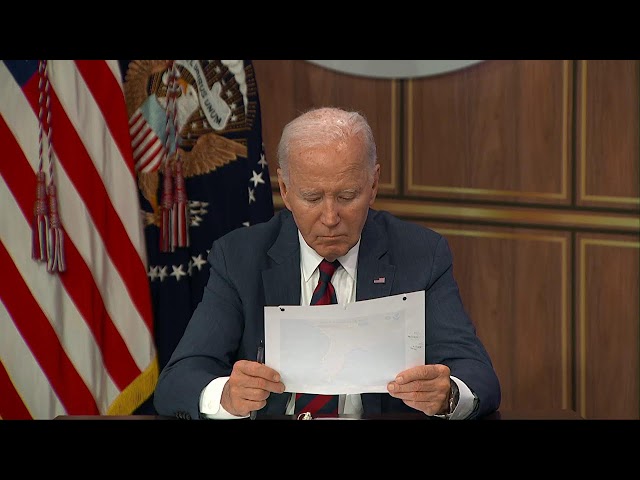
221, 360, 286, 417
387, 364, 451, 416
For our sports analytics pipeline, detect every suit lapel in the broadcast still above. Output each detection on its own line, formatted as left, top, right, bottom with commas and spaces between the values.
357, 211, 395, 416
356, 211, 395, 301
262, 211, 300, 415
262, 210, 301, 307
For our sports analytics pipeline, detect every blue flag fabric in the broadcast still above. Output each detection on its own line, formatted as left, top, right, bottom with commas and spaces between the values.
119, 60, 274, 412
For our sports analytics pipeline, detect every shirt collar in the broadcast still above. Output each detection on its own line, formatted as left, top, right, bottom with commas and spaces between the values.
298, 230, 359, 283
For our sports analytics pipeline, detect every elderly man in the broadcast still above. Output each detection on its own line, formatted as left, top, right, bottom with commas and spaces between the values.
153, 106, 501, 420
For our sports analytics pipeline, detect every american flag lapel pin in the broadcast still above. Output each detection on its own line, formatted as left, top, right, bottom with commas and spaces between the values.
373, 277, 386, 284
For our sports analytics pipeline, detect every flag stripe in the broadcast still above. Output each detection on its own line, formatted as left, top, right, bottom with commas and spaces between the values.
0, 78, 148, 380
130, 108, 164, 174
0, 59, 157, 418
0, 350, 33, 419
130, 111, 147, 142
134, 129, 163, 173
0, 117, 145, 387
0, 240, 99, 414
52, 61, 148, 263
75, 60, 136, 178
42, 62, 154, 365
0, 159, 121, 412
21, 65, 154, 336
0, 273, 65, 419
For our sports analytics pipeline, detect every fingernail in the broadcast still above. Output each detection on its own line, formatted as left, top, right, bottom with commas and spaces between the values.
387, 383, 395, 391
396, 376, 403, 383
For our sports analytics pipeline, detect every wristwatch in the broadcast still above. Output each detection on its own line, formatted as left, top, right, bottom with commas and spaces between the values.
448, 380, 460, 415
439, 379, 459, 419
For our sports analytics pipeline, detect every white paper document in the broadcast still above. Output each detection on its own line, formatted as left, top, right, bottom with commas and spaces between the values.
264, 291, 425, 394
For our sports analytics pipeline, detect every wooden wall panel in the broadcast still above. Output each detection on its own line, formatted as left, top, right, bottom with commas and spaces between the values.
406, 60, 571, 205
421, 223, 571, 412
576, 60, 640, 210
575, 233, 640, 419
369, 197, 640, 233
253, 60, 399, 194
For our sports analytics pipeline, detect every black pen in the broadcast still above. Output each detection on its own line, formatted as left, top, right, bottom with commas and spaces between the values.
250, 339, 265, 420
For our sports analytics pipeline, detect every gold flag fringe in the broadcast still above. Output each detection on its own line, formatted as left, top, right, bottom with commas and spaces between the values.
106, 356, 159, 416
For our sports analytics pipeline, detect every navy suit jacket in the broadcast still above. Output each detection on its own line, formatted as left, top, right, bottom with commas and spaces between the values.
153, 208, 501, 419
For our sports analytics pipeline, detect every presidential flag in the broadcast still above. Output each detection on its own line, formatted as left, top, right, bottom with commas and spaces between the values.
0, 60, 158, 419
119, 60, 274, 411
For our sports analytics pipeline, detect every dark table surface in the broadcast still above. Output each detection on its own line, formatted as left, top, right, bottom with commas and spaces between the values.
54, 408, 584, 420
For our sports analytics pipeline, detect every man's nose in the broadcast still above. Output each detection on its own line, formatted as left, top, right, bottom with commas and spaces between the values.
321, 199, 340, 225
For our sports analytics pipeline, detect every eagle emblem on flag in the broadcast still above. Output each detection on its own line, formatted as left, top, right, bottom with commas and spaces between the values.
120, 59, 273, 388
122, 60, 259, 230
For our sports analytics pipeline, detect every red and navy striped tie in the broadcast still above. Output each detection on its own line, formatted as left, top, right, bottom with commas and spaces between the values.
294, 259, 340, 417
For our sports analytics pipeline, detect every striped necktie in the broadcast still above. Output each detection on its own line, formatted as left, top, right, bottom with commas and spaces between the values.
294, 259, 340, 417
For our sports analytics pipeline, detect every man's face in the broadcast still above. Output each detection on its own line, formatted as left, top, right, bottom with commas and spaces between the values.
278, 138, 380, 261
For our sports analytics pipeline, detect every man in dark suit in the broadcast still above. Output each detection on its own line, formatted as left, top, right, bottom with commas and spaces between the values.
153, 107, 501, 420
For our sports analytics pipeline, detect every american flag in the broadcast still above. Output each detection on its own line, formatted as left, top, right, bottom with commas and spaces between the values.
0, 60, 157, 419
119, 61, 274, 411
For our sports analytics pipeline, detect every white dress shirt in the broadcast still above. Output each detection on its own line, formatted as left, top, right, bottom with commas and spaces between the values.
200, 231, 476, 419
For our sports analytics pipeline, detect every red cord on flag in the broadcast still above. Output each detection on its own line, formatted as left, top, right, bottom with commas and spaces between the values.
159, 168, 173, 253
32, 170, 48, 262
158, 61, 190, 253
46, 182, 65, 272
172, 157, 189, 248
32, 59, 65, 273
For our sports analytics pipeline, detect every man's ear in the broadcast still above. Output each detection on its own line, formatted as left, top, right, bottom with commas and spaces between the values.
277, 168, 291, 210
369, 164, 380, 205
